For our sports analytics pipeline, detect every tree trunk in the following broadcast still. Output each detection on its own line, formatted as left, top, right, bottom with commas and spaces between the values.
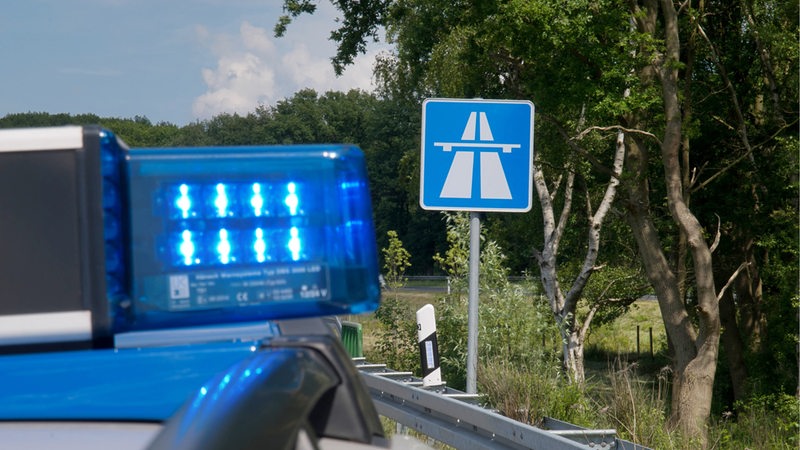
533, 126, 623, 387
735, 239, 765, 348
718, 284, 748, 404
623, 137, 717, 443
567, 328, 586, 386
658, 2, 720, 440
623, 1, 723, 444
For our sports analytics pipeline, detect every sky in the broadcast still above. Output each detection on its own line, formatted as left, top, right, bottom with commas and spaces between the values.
0, 0, 389, 126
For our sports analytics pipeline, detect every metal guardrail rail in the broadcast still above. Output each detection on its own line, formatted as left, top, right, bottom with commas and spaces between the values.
354, 358, 650, 450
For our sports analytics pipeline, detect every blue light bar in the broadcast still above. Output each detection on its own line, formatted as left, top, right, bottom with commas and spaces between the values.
116, 145, 381, 332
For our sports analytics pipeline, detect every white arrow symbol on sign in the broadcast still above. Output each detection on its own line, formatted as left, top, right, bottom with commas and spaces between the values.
435, 112, 519, 199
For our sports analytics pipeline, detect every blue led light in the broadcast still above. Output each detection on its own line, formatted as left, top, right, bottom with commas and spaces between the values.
215, 228, 233, 264
287, 227, 301, 261
213, 183, 230, 218
176, 184, 192, 219
284, 182, 299, 216
250, 183, 265, 217
99, 129, 129, 301
179, 230, 198, 266
253, 228, 267, 263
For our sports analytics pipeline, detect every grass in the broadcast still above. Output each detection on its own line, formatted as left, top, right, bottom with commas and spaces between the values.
585, 300, 667, 357
352, 289, 670, 369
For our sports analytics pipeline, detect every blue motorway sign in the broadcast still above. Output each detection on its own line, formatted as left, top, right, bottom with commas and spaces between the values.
420, 98, 534, 212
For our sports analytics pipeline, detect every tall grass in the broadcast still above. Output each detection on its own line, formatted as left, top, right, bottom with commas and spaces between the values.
478, 359, 595, 428
595, 360, 697, 448
708, 393, 800, 449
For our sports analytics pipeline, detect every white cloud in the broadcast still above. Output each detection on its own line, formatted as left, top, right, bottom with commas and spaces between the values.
240, 21, 274, 54
192, 19, 385, 120
193, 52, 276, 118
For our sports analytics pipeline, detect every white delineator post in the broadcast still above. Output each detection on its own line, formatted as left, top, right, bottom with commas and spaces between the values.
416, 304, 442, 387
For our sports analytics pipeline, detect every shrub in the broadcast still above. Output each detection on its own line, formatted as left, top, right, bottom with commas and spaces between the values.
369, 296, 420, 374
710, 393, 800, 449
479, 359, 596, 428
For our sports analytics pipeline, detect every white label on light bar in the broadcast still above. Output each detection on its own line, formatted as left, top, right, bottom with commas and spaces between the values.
0, 126, 83, 152
0, 311, 92, 345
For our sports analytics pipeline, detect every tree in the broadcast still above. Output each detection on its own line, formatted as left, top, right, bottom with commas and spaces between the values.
621, 1, 797, 441
675, 0, 799, 409
372, 230, 417, 371
532, 128, 626, 386
382, 230, 411, 289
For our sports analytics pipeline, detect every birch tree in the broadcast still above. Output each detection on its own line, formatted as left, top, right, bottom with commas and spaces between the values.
532, 128, 625, 385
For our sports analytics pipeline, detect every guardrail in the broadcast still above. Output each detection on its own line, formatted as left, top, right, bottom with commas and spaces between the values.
354, 357, 650, 450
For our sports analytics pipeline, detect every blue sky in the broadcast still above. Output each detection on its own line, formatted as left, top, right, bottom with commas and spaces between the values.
0, 0, 388, 125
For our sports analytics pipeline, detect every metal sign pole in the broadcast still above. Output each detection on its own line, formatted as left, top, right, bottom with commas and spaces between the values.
466, 211, 480, 394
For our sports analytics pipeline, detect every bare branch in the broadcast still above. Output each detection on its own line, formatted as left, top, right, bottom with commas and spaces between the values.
709, 214, 722, 253
711, 115, 737, 132
564, 129, 625, 308
691, 147, 755, 193
550, 173, 564, 203
537, 113, 619, 180
573, 125, 661, 145
552, 170, 576, 253
579, 304, 600, 341
717, 262, 750, 302
695, 23, 756, 166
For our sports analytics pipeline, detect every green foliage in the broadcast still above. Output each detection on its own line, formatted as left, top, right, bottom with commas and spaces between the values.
479, 359, 595, 428
277, 0, 386, 75
584, 300, 668, 358
711, 393, 800, 449
382, 230, 411, 289
435, 280, 556, 392
370, 231, 417, 372
432, 212, 471, 284
274, 1, 317, 37
432, 212, 509, 291
431, 213, 556, 389
435, 294, 468, 388
370, 296, 419, 374
577, 264, 650, 327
